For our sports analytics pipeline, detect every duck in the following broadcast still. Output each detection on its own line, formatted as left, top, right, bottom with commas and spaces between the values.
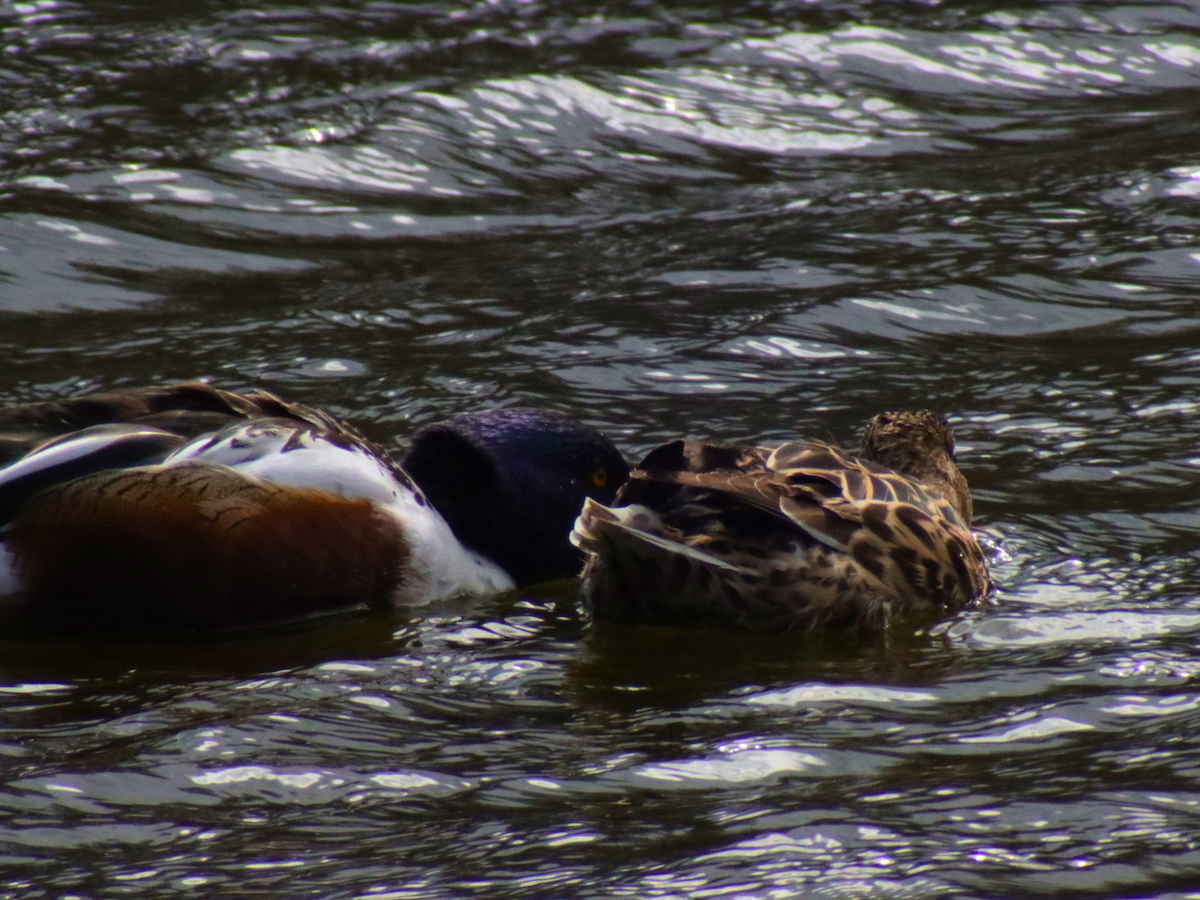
570, 411, 991, 632
0, 382, 628, 637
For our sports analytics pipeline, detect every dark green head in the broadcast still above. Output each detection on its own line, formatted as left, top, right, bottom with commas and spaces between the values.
403, 408, 629, 586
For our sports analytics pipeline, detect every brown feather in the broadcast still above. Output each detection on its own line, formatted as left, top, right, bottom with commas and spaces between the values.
574, 412, 991, 633
5, 461, 408, 636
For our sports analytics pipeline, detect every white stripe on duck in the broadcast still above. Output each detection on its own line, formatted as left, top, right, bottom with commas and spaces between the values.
0, 383, 628, 636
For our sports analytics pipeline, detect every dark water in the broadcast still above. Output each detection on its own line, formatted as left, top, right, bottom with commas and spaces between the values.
4, 0, 1200, 896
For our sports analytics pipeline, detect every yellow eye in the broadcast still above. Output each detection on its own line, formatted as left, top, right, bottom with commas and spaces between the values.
590, 468, 608, 488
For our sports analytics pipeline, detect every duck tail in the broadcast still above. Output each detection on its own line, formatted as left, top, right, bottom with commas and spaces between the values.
572, 498, 760, 627
571, 498, 750, 572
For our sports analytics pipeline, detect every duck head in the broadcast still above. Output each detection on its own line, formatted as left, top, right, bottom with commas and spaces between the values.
859, 410, 973, 524
402, 408, 628, 586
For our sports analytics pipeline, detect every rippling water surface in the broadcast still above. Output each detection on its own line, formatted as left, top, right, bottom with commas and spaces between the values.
5, 0, 1200, 896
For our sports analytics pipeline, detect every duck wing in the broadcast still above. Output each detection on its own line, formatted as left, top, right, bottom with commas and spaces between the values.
0, 381, 388, 464
620, 439, 868, 551
0, 382, 410, 510
619, 437, 989, 606
0, 424, 186, 528
768, 442, 989, 606
0, 383, 255, 463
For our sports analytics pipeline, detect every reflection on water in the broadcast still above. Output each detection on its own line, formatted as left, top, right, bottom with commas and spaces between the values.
5, 0, 1200, 897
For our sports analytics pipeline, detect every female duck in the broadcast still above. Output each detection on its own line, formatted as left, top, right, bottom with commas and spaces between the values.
571, 411, 990, 632
0, 382, 627, 636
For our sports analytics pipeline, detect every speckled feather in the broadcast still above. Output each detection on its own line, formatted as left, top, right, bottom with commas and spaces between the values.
572, 412, 992, 632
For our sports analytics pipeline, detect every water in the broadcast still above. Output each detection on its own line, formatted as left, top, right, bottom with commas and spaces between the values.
4, 0, 1200, 896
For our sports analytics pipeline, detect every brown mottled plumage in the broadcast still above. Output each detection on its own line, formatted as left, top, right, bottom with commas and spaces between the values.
571, 411, 991, 632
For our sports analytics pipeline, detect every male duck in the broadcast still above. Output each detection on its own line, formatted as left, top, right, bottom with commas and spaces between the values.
0, 382, 628, 636
571, 411, 991, 632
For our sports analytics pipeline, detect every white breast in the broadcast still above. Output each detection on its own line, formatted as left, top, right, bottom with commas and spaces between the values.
380, 478, 515, 603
